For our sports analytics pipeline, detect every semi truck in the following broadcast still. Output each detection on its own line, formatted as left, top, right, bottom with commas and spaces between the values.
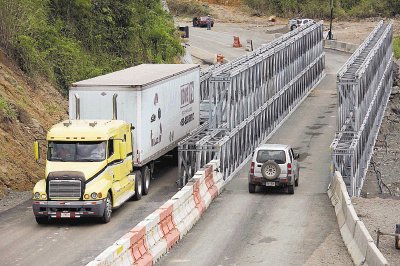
32, 64, 200, 223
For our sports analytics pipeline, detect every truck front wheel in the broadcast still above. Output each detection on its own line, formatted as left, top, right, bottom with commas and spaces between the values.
133, 170, 142, 200
100, 192, 112, 223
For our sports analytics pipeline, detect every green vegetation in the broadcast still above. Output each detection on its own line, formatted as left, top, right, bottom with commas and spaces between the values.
0, 0, 183, 94
244, 0, 400, 18
167, 0, 212, 17
0, 96, 17, 121
393, 37, 400, 59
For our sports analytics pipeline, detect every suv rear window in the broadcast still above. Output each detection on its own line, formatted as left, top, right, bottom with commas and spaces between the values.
256, 150, 286, 164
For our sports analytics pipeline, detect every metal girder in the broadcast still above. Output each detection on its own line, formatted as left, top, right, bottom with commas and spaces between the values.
331, 20, 393, 197
178, 22, 325, 185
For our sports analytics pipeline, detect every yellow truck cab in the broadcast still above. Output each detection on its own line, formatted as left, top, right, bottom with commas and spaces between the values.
32, 119, 142, 224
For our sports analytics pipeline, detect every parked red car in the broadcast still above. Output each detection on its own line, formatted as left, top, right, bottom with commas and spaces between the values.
193, 16, 214, 27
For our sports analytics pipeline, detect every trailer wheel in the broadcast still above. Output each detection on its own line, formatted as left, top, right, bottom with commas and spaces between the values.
133, 170, 142, 200
142, 166, 151, 195
35, 217, 49, 225
100, 192, 112, 223
172, 147, 179, 165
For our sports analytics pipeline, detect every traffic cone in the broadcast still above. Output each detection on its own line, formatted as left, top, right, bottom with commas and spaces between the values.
233, 36, 242, 48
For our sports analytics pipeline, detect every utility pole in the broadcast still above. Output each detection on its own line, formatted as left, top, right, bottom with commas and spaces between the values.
328, 0, 334, 40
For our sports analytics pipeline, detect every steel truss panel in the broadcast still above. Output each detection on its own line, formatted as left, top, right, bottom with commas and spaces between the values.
331, 20, 393, 197
178, 22, 326, 185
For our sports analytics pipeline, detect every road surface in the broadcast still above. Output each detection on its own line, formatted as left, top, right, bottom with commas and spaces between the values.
0, 159, 179, 266
158, 49, 354, 265
0, 22, 354, 266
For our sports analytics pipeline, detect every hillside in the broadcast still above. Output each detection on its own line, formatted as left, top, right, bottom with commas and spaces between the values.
0, 49, 67, 198
0, 0, 182, 199
170, 0, 400, 18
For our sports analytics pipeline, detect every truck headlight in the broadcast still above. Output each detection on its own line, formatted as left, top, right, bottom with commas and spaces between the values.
34, 192, 40, 199
91, 192, 98, 199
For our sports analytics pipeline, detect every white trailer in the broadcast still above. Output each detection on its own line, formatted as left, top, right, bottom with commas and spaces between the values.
69, 64, 200, 174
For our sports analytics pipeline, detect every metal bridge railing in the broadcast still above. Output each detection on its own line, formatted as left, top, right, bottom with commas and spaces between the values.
179, 22, 325, 185
331, 20, 393, 197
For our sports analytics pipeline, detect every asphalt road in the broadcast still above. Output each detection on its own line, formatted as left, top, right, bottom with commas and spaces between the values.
0, 23, 278, 266
158, 49, 353, 265
0, 158, 179, 266
185, 22, 283, 63
0, 23, 353, 266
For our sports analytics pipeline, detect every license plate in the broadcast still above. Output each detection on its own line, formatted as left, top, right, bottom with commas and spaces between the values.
61, 213, 71, 218
265, 182, 275, 187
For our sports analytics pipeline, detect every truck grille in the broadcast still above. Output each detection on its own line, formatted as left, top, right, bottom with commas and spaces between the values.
49, 180, 82, 199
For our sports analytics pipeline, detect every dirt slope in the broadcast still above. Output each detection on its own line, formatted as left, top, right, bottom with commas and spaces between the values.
0, 49, 67, 198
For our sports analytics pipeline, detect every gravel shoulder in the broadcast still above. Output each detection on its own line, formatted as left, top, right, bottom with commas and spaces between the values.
0, 190, 31, 212
352, 197, 400, 265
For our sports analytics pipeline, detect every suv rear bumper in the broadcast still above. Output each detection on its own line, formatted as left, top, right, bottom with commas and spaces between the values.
249, 174, 293, 186
32, 199, 106, 219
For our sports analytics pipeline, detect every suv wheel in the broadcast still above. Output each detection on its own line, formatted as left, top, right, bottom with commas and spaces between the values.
291, 24, 297, 31
295, 175, 299, 187
261, 160, 281, 180
35, 217, 49, 225
249, 183, 256, 193
288, 185, 294, 194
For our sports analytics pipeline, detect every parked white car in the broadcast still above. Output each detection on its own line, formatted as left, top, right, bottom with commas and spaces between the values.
248, 144, 299, 194
289, 18, 315, 31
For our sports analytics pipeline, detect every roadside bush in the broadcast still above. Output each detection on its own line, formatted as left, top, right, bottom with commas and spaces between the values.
243, 0, 399, 18
0, 96, 17, 121
167, 0, 212, 17
0, 0, 183, 94
348, 0, 389, 18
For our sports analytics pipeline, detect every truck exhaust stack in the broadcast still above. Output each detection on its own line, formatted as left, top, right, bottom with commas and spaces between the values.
113, 93, 118, 120
75, 93, 80, 120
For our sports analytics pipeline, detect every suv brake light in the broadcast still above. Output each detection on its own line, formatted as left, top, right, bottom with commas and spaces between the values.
250, 162, 255, 174
287, 163, 292, 174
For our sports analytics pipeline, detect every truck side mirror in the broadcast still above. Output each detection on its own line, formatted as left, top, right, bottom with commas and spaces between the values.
119, 141, 127, 160
34, 141, 40, 162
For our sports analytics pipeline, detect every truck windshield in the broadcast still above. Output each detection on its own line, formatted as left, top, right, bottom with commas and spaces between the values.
48, 141, 106, 162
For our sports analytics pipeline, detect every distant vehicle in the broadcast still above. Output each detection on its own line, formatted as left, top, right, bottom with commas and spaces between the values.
289, 18, 314, 31
193, 16, 214, 27
248, 144, 299, 194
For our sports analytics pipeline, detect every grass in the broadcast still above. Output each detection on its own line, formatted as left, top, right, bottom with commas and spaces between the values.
0, 96, 17, 121
167, 0, 212, 17
394, 37, 400, 59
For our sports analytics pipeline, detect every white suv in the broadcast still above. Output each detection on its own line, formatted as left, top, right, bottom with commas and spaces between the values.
248, 144, 299, 194
288, 18, 314, 31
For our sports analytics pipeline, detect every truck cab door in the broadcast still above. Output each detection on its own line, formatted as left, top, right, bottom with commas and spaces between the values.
107, 139, 122, 199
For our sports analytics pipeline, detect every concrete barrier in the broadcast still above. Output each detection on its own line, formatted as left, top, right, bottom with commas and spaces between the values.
323, 40, 359, 54
87, 160, 224, 266
328, 172, 388, 266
